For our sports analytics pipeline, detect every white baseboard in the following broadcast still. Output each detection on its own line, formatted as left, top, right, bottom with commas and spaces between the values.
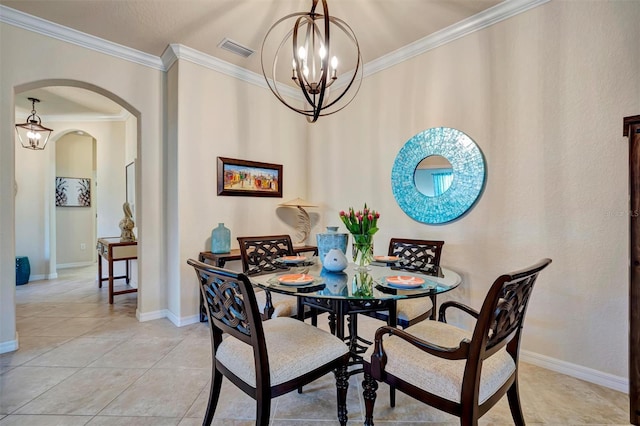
165, 310, 200, 327
520, 350, 628, 393
135, 309, 199, 327
57, 261, 94, 269
46, 272, 58, 279
0, 333, 18, 354
179, 314, 200, 326
137, 308, 167, 322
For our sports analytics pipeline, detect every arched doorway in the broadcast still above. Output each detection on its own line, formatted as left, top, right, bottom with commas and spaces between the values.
14, 80, 140, 306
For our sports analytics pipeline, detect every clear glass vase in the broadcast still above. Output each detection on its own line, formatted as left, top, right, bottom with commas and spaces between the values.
352, 271, 374, 297
352, 233, 373, 270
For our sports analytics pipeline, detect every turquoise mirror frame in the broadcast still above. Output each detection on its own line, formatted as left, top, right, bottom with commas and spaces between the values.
391, 127, 486, 224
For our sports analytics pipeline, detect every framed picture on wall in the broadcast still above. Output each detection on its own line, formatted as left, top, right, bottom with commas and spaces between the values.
55, 177, 91, 207
217, 157, 282, 197
126, 161, 136, 220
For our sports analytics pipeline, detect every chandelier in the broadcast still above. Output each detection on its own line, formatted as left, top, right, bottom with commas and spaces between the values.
15, 97, 53, 150
261, 0, 362, 123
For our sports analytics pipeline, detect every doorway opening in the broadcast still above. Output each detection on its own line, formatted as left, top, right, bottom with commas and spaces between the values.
14, 80, 140, 311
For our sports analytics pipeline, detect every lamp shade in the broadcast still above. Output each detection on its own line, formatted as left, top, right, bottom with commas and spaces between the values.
279, 198, 317, 245
279, 197, 318, 208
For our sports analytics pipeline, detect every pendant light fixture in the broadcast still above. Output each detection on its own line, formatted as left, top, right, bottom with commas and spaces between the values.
15, 97, 53, 150
261, 0, 362, 123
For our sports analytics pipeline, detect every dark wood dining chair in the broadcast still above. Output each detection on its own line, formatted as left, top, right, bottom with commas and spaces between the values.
187, 259, 350, 426
369, 238, 445, 328
237, 235, 303, 320
362, 258, 552, 426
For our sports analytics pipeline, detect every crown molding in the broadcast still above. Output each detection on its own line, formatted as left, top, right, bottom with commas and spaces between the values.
363, 0, 550, 78
164, 44, 301, 100
2, 0, 548, 87
42, 111, 131, 122
14, 106, 130, 122
0, 5, 164, 71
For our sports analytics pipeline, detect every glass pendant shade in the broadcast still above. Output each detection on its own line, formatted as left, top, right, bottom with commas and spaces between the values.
15, 98, 53, 150
261, 0, 362, 123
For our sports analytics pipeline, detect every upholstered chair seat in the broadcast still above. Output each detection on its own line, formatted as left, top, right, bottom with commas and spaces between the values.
395, 298, 434, 325
364, 319, 515, 404
362, 259, 552, 426
255, 289, 297, 318
217, 316, 349, 387
188, 259, 350, 426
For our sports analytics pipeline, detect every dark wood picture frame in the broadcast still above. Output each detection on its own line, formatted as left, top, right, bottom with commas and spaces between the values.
217, 157, 282, 198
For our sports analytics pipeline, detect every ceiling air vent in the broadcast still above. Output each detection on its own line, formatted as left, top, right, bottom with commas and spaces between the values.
217, 38, 254, 58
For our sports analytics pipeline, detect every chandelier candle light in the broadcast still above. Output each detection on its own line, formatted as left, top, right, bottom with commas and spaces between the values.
15, 97, 53, 150
261, 0, 362, 123
339, 204, 380, 269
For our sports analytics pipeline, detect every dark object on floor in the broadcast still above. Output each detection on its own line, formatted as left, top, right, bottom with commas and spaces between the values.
16, 256, 30, 285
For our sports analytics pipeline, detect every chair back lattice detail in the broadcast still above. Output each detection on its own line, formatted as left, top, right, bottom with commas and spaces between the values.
237, 235, 294, 276
202, 273, 251, 336
486, 275, 535, 350
362, 259, 551, 426
389, 238, 444, 275
187, 258, 350, 426
188, 259, 263, 347
475, 260, 551, 355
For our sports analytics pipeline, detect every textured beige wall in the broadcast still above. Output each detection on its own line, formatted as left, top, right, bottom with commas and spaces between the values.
1, 0, 638, 384
168, 59, 308, 321
307, 0, 638, 378
1, 23, 165, 349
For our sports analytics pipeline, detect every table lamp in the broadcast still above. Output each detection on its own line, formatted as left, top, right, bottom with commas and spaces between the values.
279, 198, 318, 245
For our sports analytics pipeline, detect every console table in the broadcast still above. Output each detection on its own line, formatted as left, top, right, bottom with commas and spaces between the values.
198, 245, 318, 321
97, 237, 138, 304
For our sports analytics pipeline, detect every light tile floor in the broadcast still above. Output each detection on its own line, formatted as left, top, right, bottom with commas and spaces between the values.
0, 265, 630, 425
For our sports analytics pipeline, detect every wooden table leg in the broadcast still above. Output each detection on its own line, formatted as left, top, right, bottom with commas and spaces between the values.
126, 259, 130, 284
108, 257, 114, 304
98, 255, 103, 288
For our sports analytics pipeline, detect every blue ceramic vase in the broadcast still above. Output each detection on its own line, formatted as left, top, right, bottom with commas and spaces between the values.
316, 226, 348, 268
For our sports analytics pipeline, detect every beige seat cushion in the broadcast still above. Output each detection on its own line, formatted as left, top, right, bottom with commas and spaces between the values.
216, 317, 349, 387
364, 320, 515, 404
254, 289, 297, 318
396, 297, 433, 322
372, 298, 432, 324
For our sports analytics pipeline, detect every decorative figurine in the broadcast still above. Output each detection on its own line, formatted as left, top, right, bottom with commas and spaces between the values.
119, 202, 136, 242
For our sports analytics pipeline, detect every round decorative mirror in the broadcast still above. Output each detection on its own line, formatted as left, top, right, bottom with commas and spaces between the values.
392, 127, 485, 224
414, 155, 453, 197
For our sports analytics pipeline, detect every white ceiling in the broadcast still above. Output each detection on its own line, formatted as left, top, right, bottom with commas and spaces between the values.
5, 0, 519, 118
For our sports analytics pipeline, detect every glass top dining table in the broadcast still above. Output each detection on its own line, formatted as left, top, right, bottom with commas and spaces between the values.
250, 258, 462, 304
250, 257, 461, 373
250, 257, 462, 370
